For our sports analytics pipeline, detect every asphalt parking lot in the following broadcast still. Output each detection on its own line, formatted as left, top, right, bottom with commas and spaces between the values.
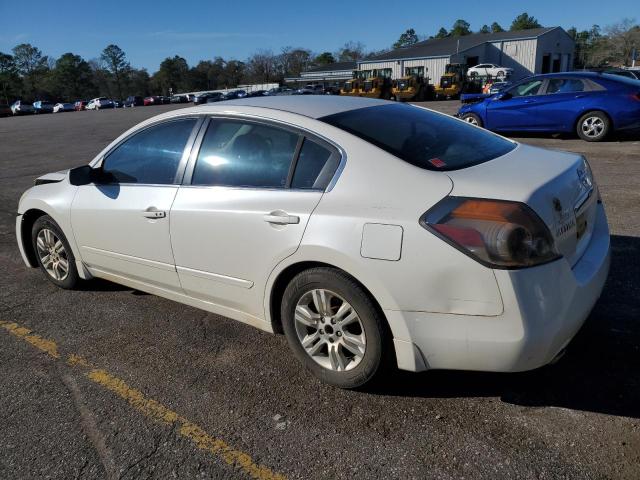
1, 103, 639, 479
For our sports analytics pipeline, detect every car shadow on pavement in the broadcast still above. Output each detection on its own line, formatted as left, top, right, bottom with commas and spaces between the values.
371, 234, 640, 419
77, 277, 131, 292
510, 130, 640, 142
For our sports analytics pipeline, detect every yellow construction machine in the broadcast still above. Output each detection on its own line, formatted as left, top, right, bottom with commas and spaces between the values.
392, 66, 431, 101
358, 68, 393, 99
340, 70, 367, 96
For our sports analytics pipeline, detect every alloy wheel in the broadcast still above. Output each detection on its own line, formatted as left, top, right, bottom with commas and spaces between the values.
36, 228, 69, 281
464, 116, 479, 126
581, 116, 605, 138
294, 289, 366, 372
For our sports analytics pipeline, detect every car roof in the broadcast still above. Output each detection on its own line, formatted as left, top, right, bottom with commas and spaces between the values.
200, 95, 390, 119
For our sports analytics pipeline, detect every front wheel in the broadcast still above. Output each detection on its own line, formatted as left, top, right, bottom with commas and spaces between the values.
461, 112, 483, 127
32, 215, 79, 289
577, 111, 610, 142
281, 268, 389, 388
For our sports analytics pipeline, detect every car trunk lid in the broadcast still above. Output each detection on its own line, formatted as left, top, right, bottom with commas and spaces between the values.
445, 143, 598, 267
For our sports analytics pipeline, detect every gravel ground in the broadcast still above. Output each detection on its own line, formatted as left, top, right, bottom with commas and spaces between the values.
0, 102, 639, 479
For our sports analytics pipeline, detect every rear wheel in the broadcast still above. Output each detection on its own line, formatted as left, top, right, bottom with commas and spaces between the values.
461, 112, 483, 127
32, 215, 79, 289
577, 111, 610, 142
281, 267, 389, 388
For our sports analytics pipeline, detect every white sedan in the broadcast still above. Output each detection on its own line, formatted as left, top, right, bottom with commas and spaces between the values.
53, 102, 75, 113
467, 64, 514, 78
86, 97, 114, 110
16, 96, 610, 388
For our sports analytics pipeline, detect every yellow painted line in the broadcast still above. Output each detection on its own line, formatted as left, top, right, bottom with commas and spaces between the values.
0, 320, 286, 480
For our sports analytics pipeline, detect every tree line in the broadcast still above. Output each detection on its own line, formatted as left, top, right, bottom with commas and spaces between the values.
1, 13, 638, 104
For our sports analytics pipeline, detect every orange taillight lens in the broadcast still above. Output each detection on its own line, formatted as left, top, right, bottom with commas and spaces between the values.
422, 197, 561, 269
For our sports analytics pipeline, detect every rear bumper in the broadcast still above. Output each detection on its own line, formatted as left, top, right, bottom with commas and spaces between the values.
389, 202, 610, 373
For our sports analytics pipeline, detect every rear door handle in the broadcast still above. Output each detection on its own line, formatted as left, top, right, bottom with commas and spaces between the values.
263, 211, 300, 225
143, 206, 166, 219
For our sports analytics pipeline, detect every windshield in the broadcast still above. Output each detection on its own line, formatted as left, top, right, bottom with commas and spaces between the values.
319, 104, 515, 171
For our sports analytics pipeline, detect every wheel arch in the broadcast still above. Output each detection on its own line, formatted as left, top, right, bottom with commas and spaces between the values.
19, 208, 49, 267
267, 260, 391, 339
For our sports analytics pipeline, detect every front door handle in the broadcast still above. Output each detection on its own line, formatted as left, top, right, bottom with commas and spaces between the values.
263, 211, 300, 225
143, 206, 166, 219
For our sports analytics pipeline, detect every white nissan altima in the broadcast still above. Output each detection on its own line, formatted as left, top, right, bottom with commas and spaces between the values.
16, 96, 610, 388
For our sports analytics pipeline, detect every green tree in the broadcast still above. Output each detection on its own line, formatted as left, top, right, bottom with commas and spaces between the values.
393, 28, 419, 49
450, 19, 472, 36
314, 52, 336, 65
491, 22, 505, 33
12, 43, 48, 99
0, 52, 22, 103
435, 27, 449, 39
510, 13, 542, 31
152, 55, 190, 94
127, 68, 151, 97
48, 53, 95, 101
479, 24, 491, 34
100, 44, 129, 99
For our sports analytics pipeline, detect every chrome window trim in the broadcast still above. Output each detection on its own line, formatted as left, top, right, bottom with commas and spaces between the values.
181, 112, 346, 192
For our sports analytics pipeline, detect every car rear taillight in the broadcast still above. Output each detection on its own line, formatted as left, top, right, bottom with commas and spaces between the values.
421, 197, 561, 269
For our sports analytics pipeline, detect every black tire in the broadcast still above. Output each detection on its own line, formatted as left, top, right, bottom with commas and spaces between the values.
31, 215, 79, 289
461, 112, 483, 127
281, 267, 390, 389
576, 111, 610, 142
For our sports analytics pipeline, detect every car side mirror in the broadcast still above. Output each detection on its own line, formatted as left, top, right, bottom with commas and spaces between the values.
69, 165, 114, 185
496, 91, 512, 100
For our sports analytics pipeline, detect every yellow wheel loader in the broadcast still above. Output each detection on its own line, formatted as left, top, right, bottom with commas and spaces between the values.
357, 68, 393, 100
392, 66, 431, 102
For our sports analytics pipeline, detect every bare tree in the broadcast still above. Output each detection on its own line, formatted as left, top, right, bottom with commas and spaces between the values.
604, 19, 640, 66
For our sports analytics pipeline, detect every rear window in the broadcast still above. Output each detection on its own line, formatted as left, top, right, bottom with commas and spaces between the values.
319, 104, 515, 171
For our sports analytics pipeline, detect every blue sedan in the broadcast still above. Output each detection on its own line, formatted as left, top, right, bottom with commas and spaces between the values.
457, 72, 640, 141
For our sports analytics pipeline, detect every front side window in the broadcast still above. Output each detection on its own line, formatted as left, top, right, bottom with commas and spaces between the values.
191, 119, 300, 188
102, 118, 197, 184
320, 104, 515, 171
509, 79, 543, 97
546, 78, 585, 94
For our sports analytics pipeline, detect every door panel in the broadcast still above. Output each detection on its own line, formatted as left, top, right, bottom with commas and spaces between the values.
170, 187, 323, 317
486, 95, 542, 130
71, 185, 181, 289
486, 78, 546, 130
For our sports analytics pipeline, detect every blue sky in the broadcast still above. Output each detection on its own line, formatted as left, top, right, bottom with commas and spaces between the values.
0, 0, 635, 72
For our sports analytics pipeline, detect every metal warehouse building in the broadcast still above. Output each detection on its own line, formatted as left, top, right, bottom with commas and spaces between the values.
358, 27, 575, 82
285, 61, 357, 87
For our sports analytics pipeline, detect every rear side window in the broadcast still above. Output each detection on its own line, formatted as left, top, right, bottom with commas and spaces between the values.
192, 119, 299, 188
102, 118, 196, 184
291, 139, 339, 190
320, 104, 515, 171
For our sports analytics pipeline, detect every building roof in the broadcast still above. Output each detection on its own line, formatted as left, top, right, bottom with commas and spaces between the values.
304, 61, 357, 73
361, 27, 559, 62
196, 95, 389, 119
